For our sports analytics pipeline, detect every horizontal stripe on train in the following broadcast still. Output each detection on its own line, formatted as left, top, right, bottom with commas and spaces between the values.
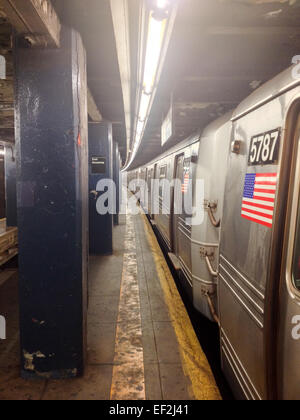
241, 213, 273, 228
242, 204, 274, 216
241, 210, 273, 223
255, 173, 277, 178
253, 191, 275, 199
242, 199, 274, 210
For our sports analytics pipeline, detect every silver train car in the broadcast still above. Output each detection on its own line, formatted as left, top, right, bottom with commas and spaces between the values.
127, 66, 300, 400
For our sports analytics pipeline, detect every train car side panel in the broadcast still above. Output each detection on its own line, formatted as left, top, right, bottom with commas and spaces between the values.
191, 115, 232, 320
219, 85, 300, 400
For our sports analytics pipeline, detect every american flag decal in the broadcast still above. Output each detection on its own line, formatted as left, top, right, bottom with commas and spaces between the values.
241, 173, 277, 228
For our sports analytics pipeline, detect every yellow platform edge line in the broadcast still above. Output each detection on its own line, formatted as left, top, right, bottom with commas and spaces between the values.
141, 213, 222, 401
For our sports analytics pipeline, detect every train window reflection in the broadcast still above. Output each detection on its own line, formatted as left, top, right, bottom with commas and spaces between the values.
293, 205, 300, 290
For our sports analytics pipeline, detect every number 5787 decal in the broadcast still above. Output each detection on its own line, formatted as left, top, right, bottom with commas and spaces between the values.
248, 128, 281, 166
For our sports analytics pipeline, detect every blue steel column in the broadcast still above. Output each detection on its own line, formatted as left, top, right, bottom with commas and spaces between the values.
15, 28, 89, 379
4, 145, 17, 227
88, 122, 113, 255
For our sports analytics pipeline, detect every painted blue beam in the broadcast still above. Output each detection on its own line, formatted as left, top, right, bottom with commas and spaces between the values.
88, 122, 113, 255
15, 27, 88, 379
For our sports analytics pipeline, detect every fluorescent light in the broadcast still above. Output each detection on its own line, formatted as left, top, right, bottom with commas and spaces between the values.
124, 5, 171, 171
131, 12, 167, 161
156, 0, 168, 9
143, 16, 166, 94
136, 120, 144, 136
138, 92, 151, 122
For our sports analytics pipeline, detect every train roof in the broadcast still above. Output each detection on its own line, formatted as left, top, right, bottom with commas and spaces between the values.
135, 132, 201, 170
130, 65, 300, 172
133, 112, 233, 171
200, 111, 233, 138
232, 65, 300, 121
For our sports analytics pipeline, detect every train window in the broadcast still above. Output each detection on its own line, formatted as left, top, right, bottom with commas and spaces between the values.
182, 158, 192, 211
292, 205, 300, 290
159, 165, 167, 198
183, 158, 191, 180
159, 165, 167, 179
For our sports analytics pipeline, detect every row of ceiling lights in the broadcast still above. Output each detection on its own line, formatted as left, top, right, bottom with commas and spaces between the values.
124, 0, 174, 170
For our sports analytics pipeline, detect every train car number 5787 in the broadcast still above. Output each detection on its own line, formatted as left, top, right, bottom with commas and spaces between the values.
248, 128, 281, 166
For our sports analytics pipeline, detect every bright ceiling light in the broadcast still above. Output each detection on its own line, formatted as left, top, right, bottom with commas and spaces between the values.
136, 120, 144, 136
156, 0, 168, 9
143, 16, 166, 94
138, 92, 151, 122
130, 11, 167, 163
123, 1, 173, 171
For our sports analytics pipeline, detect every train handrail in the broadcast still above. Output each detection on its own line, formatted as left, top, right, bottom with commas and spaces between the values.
205, 293, 220, 327
205, 255, 219, 278
207, 203, 220, 228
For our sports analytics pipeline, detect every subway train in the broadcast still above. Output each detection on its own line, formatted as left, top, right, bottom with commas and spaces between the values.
127, 66, 300, 400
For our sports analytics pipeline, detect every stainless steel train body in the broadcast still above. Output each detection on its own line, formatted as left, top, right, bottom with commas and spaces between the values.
127, 66, 300, 400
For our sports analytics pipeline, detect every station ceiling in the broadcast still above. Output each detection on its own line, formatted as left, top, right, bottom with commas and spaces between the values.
16, 0, 300, 168
52, 0, 128, 161
133, 0, 300, 168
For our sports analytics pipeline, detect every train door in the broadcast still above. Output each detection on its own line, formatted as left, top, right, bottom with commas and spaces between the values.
140, 168, 147, 209
173, 153, 193, 283
152, 164, 158, 220
173, 154, 184, 255
143, 167, 148, 211
147, 167, 154, 217
277, 112, 300, 400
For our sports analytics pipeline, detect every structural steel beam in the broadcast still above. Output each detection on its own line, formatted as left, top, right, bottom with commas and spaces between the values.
87, 86, 102, 122
0, 25, 14, 144
0, 0, 61, 47
0, 3, 103, 127
15, 27, 88, 378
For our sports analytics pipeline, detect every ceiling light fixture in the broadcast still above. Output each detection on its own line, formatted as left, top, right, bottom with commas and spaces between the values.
143, 17, 166, 94
156, 0, 168, 9
123, 4, 171, 170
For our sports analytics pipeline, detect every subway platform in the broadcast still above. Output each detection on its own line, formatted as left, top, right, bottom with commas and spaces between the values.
0, 197, 220, 401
